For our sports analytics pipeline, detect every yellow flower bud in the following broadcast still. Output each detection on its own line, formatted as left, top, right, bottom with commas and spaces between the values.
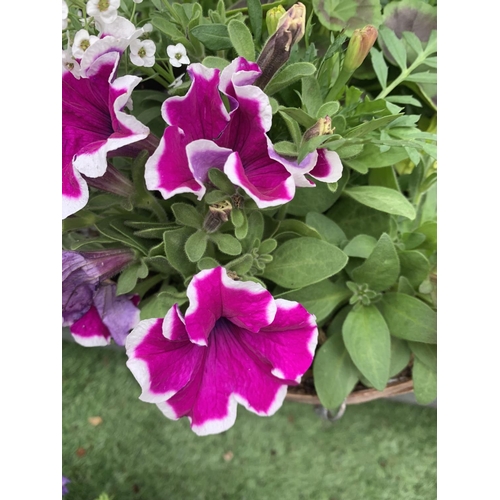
343, 25, 378, 73
266, 6, 286, 37
303, 116, 333, 142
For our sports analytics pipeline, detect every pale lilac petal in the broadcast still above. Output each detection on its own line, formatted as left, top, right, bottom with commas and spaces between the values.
162, 64, 229, 141
70, 305, 111, 346
156, 318, 287, 436
184, 267, 276, 346
144, 126, 204, 199
126, 309, 205, 403
224, 149, 296, 208
93, 284, 140, 346
185, 139, 232, 189
239, 299, 318, 383
309, 149, 344, 183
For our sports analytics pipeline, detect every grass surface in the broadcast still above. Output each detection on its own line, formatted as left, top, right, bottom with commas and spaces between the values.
62, 341, 436, 500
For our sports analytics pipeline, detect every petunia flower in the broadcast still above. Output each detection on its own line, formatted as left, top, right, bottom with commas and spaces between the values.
166, 43, 190, 67
62, 50, 150, 218
62, 476, 70, 496
86, 0, 120, 25
71, 29, 99, 59
145, 57, 343, 208
130, 39, 156, 67
126, 266, 318, 436
62, 249, 140, 346
62, 1, 68, 30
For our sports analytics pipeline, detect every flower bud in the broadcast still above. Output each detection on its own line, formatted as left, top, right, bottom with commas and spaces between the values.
266, 6, 286, 37
303, 116, 333, 142
203, 200, 232, 233
255, 2, 306, 90
343, 25, 378, 73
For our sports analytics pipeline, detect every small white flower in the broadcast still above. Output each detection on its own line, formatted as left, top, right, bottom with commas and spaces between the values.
72, 29, 99, 59
142, 23, 153, 33
168, 73, 185, 89
62, 0, 69, 30
167, 43, 190, 68
133, 0, 143, 3
130, 39, 156, 67
62, 48, 81, 79
86, 0, 120, 25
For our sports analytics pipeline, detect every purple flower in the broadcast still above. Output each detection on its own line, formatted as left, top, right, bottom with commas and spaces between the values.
145, 57, 343, 208
62, 476, 70, 496
62, 50, 149, 218
62, 249, 140, 346
125, 267, 318, 436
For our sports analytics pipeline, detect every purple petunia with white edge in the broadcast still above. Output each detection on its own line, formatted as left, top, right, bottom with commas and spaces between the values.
62, 50, 149, 218
145, 57, 343, 208
125, 266, 318, 436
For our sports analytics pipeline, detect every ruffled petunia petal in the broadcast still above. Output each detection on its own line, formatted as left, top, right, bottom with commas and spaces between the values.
162, 64, 229, 142
308, 149, 344, 183
145, 126, 204, 199
239, 299, 318, 384
184, 267, 276, 346
156, 317, 287, 436
126, 308, 205, 403
267, 144, 318, 188
70, 305, 111, 347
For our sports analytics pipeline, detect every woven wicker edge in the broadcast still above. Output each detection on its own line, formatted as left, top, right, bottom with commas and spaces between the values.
285, 379, 414, 406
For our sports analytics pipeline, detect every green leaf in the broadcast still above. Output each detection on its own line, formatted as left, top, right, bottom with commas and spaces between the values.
265, 63, 316, 96
301, 76, 323, 117
171, 203, 203, 229
230, 208, 244, 228
378, 292, 437, 343
342, 305, 391, 391
369, 166, 400, 191
328, 196, 391, 240
278, 280, 352, 323
207, 168, 235, 194
225, 254, 254, 275
210, 232, 242, 256
313, 0, 383, 35
185, 230, 208, 262
287, 181, 340, 216
412, 357, 437, 404
305, 212, 347, 246
140, 289, 188, 320
262, 237, 348, 288
278, 107, 317, 128
397, 276, 415, 296
116, 261, 149, 295
227, 20, 255, 61
378, 26, 407, 69
163, 227, 197, 278
351, 233, 400, 291
370, 47, 388, 88
343, 234, 377, 258
404, 72, 437, 84
389, 337, 411, 376
386, 95, 422, 107
317, 101, 340, 118
197, 256, 219, 270
242, 211, 264, 252
273, 141, 298, 157
344, 186, 416, 220
190, 24, 233, 50
275, 219, 322, 240
234, 213, 249, 240
278, 110, 302, 145
246, 0, 262, 40
94, 217, 149, 255
314, 333, 360, 410
202, 56, 230, 70
345, 115, 402, 139
402, 31, 423, 54
259, 239, 277, 255
344, 144, 409, 170
409, 341, 436, 372
399, 250, 430, 288
151, 16, 185, 39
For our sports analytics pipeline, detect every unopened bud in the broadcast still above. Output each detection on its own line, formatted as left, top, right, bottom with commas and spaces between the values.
303, 116, 333, 142
203, 200, 232, 233
255, 2, 306, 90
266, 6, 286, 37
343, 25, 378, 73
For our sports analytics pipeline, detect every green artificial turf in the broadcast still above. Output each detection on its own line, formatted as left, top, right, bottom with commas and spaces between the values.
62, 341, 437, 500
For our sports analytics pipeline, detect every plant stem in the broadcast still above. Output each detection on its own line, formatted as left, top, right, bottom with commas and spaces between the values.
227, 0, 285, 15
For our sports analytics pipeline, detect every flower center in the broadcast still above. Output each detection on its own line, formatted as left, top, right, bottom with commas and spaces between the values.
138, 47, 146, 58
98, 0, 110, 12
80, 39, 90, 51
175, 53, 182, 60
